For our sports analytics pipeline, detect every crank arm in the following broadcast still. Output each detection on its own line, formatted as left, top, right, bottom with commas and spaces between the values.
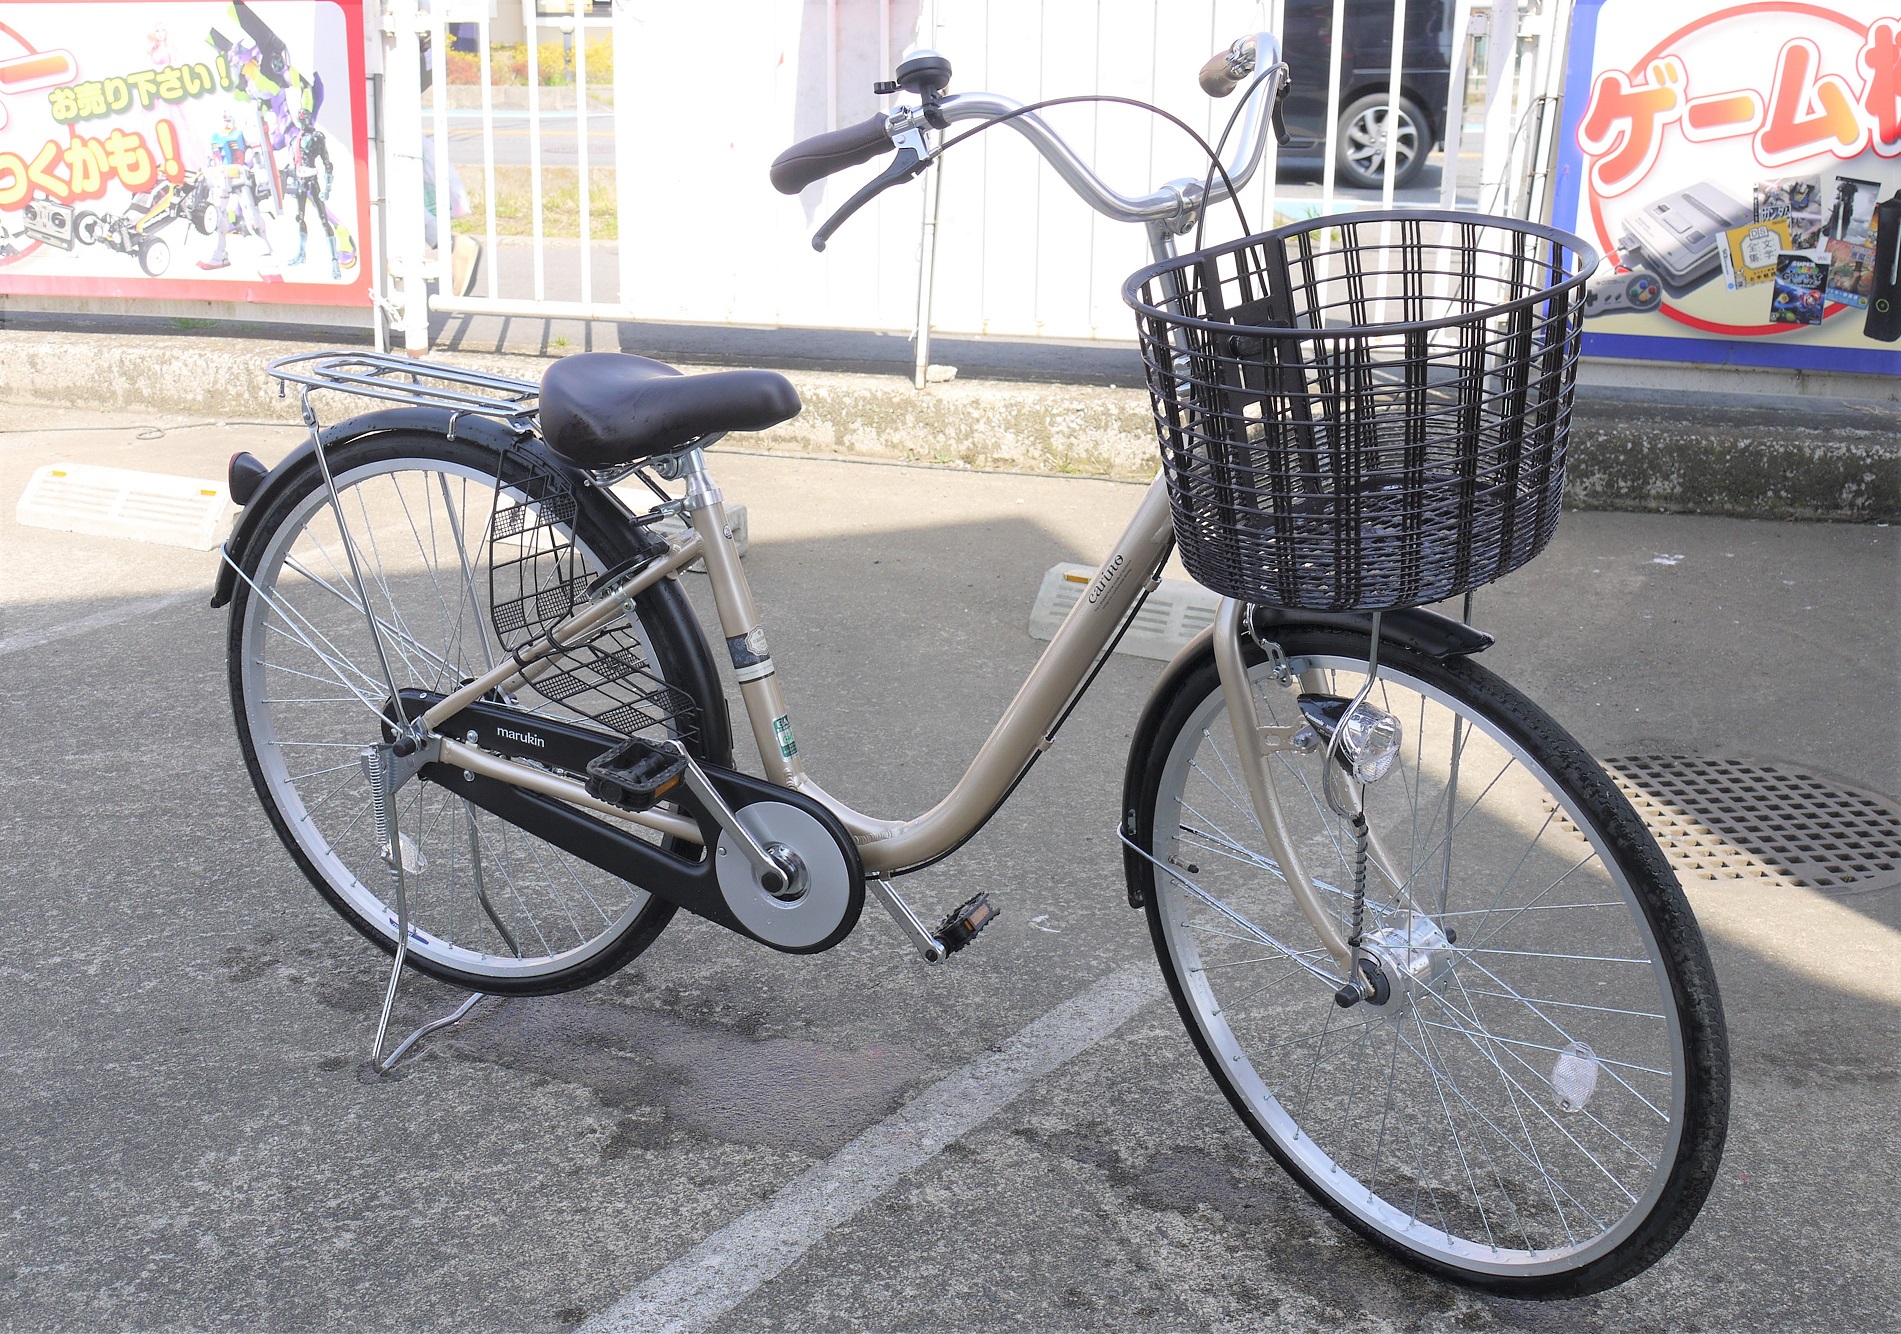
663, 740, 796, 894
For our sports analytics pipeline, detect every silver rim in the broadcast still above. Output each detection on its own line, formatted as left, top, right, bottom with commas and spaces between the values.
1150, 654, 1687, 1278
238, 454, 666, 984
1343, 103, 1419, 181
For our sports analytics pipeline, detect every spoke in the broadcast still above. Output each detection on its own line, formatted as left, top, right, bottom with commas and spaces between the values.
1461, 804, 1564, 940
518, 829, 588, 942
1388, 750, 1513, 907
1409, 1006, 1495, 1246
352, 479, 438, 685
259, 654, 381, 699
1416, 1004, 1530, 1248
1456, 988, 1663, 1020
302, 516, 434, 689
1462, 947, 1652, 965
1177, 819, 1379, 917
255, 596, 390, 713
1217, 961, 1311, 1011
287, 759, 365, 783
1413, 986, 1656, 1190
438, 472, 499, 674
295, 767, 363, 822
1189, 752, 1264, 839
1436, 902, 1626, 918
393, 473, 464, 671
1194, 953, 1301, 973
1431, 953, 1672, 1121
481, 825, 557, 958
1390, 1015, 1617, 1227
282, 554, 463, 683
1413, 1022, 1671, 1080
1443, 964, 1579, 1248
1183, 919, 1331, 962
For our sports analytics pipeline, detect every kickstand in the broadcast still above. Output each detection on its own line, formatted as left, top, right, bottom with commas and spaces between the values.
370, 983, 494, 1075
363, 745, 499, 1075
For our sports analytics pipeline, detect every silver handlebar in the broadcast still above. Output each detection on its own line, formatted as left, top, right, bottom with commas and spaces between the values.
910, 32, 1284, 233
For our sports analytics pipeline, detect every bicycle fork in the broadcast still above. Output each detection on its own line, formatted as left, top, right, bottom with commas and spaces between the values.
1210, 599, 1414, 1004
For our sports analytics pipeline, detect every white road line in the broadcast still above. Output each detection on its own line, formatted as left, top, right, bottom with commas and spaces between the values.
0, 591, 194, 658
581, 962, 1164, 1334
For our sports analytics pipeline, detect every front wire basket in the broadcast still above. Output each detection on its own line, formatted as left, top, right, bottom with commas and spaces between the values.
1125, 211, 1597, 612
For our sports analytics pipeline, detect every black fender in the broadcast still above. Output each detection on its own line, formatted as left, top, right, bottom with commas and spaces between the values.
210, 404, 732, 765
1119, 605, 1490, 907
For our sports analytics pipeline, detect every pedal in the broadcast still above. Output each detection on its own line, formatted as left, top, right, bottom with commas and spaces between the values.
936, 892, 998, 954
584, 736, 689, 811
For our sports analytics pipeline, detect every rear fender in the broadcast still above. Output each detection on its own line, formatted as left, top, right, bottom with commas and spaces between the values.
211, 406, 540, 608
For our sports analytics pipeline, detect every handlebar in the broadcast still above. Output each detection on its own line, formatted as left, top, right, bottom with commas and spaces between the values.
771, 32, 1286, 242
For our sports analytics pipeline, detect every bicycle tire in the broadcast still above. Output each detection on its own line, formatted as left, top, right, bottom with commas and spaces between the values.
227, 430, 727, 995
1124, 628, 1727, 1297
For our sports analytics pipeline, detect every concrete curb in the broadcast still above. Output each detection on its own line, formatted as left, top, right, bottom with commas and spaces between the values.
1, 328, 1893, 521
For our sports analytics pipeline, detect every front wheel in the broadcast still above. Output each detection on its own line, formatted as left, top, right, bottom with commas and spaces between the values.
227, 431, 725, 995
137, 234, 170, 277
1125, 629, 1727, 1297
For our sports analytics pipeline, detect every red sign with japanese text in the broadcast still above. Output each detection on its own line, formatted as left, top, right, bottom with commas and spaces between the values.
0, 0, 368, 306
1553, 1, 1901, 373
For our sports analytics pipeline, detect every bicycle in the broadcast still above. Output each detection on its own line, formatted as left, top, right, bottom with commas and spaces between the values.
213, 33, 1728, 1299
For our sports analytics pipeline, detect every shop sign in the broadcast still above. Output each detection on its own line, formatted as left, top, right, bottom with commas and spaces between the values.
0, 0, 368, 305
1553, 1, 1901, 373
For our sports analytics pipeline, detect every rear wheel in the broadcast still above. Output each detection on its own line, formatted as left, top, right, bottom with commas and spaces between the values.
1125, 629, 1727, 1296
228, 431, 724, 994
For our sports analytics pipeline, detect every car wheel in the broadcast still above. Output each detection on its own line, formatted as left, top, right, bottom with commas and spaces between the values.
1335, 93, 1430, 190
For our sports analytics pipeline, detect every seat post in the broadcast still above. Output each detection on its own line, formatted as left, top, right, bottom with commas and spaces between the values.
679, 448, 808, 787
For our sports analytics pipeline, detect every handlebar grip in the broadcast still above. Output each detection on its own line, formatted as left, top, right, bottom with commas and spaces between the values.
1199, 41, 1251, 98
769, 113, 893, 195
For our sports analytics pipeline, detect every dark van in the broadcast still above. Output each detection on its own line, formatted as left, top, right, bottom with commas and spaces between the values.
1275, 0, 1456, 188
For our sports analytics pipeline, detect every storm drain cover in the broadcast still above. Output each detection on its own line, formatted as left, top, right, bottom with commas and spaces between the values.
1600, 754, 1901, 892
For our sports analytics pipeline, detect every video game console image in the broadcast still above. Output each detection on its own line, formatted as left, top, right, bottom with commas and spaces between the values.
1615, 181, 1750, 299
1584, 258, 1665, 316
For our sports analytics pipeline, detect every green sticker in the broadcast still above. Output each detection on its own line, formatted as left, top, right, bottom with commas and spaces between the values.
772, 714, 798, 759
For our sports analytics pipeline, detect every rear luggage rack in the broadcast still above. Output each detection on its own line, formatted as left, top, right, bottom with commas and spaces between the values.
267, 350, 541, 427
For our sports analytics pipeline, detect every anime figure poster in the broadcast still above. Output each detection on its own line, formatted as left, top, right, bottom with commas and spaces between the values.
0, 0, 368, 305
1553, 0, 1901, 374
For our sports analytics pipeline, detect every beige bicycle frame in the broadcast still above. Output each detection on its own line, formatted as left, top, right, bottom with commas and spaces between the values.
410, 454, 1355, 978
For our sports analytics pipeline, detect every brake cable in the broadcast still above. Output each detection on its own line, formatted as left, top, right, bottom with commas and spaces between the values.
812, 89, 1275, 250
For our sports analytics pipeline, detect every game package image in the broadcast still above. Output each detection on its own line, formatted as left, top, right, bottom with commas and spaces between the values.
0, 1, 368, 305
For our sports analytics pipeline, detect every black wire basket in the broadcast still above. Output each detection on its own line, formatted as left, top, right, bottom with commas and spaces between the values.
1125, 211, 1596, 612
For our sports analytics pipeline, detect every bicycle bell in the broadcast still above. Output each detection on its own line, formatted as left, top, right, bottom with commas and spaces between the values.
894, 49, 952, 97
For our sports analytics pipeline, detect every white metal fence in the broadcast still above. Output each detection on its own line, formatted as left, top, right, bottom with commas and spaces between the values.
372, 0, 1573, 354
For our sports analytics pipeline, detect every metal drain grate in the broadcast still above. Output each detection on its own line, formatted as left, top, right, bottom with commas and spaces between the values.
1601, 755, 1901, 892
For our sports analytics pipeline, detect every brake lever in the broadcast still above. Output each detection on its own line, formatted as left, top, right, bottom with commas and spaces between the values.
811, 127, 932, 252
1272, 75, 1292, 147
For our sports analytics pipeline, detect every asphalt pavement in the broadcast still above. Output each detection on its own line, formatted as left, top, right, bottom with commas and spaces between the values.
0, 404, 1895, 1333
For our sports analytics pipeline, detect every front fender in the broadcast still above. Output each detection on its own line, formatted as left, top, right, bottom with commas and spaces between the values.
210, 406, 538, 609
